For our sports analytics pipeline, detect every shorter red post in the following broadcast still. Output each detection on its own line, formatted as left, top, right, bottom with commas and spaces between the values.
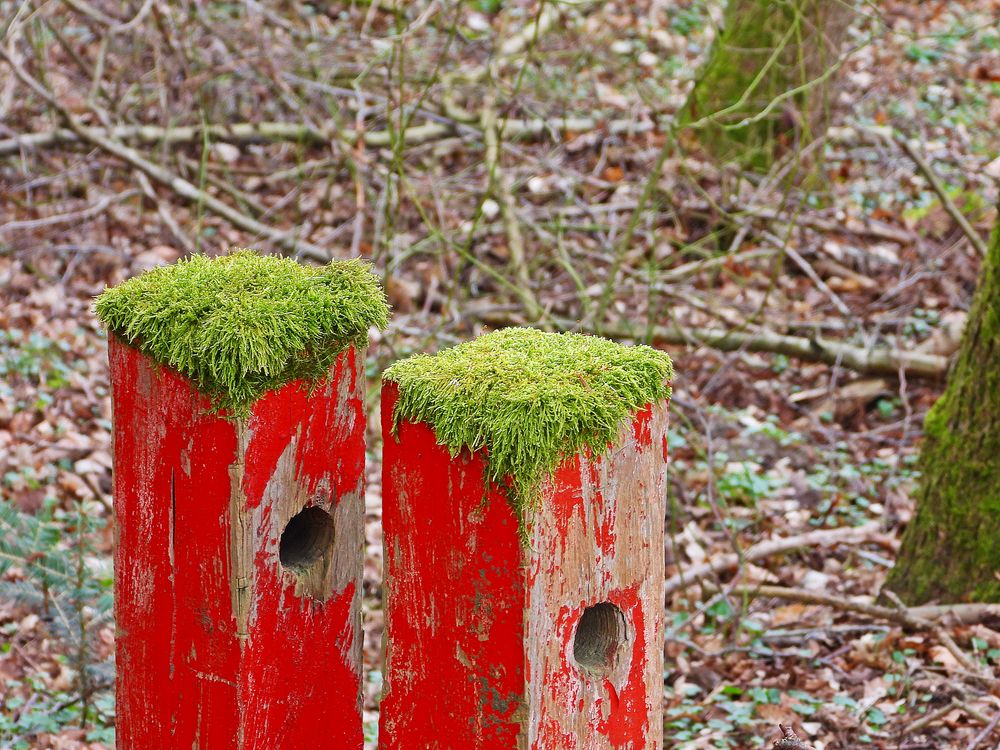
379, 329, 672, 750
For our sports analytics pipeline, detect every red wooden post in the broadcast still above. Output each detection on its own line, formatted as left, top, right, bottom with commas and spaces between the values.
379, 332, 671, 750
110, 339, 365, 748
102, 252, 387, 750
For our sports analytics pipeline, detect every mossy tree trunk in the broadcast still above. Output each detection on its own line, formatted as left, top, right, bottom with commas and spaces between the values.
680, 0, 850, 172
886, 215, 1000, 604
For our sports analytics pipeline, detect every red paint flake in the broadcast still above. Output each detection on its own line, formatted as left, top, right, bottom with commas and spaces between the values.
548, 456, 585, 553
585, 457, 617, 559
631, 404, 654, 448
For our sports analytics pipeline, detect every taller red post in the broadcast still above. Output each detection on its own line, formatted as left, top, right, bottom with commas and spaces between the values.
110, 340, 365, 749
99, 250, 387, 749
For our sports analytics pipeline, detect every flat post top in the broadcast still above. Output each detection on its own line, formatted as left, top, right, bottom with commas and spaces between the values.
383, 327, 673, 526
95, 249, 388, 415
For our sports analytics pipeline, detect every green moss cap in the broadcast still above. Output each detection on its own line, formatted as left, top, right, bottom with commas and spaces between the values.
384, 328, 673, 525
95, 250, 389, 414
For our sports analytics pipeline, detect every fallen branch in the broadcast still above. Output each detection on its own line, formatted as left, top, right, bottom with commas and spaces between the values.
907, 699, 961, 734
0, 115, 657, 157
623, 322, 946, 379
550, 317, 948, 380
783, 242, 853, 318
134, 172, 194, 254
663, 522, 886, 597
686, 200, 917, 245
859, 127, 989, 258
909, 602, 1000, 626
726, 584, 1000, 629
895, 135, 989, 258
729, 584, 995, 682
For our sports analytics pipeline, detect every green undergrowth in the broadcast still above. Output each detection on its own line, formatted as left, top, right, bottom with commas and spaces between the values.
95, 250, 389, 415
384, 328, 673, 529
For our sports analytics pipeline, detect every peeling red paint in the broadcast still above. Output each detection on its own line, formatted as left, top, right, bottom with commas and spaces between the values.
631, 404, 653, 447
381, 382, 669, 749
379, 384, 525, 750
112, 340, 364, 749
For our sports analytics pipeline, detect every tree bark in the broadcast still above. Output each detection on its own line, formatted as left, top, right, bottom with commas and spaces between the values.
680, 0, 850, 171
886, 214, 1000, 603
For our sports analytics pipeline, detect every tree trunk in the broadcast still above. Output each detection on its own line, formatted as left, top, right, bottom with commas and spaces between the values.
680, 0, 850, 172
886, 215, 1000, 604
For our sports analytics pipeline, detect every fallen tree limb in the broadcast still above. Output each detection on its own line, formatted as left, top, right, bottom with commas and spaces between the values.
663, 522, 886, 597
890, 133, 989, 258
684, 200, 917, 245
909, 602, 1000, 626
524, 315, 949, 380
724, 583, 995, 681
726, 584, 1000, 629
844, 126, 990, 257
0, 189, 138, 234
0, 116, 657, 157
906, 699, 992, 734
637, 323, 947, 379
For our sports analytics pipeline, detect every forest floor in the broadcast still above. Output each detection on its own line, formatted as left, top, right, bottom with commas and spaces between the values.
1, 0, 1000, 748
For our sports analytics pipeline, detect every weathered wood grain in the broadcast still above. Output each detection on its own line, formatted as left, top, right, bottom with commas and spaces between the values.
111, 339, 365, 749
379, 382, 669, 749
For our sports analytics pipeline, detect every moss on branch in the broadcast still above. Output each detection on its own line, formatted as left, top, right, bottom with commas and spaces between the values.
95, 250, 389, 415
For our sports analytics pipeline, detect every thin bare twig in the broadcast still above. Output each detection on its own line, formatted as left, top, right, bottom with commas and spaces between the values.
880, 129, 990, 258
483, 93, 542, 321
966, 711, 1000, 750
662, 522, 886, 597
0, 190, 138, 234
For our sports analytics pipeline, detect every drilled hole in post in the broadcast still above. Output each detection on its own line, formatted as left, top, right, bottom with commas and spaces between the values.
279, 506, 335, 572
572, 602, 627, 675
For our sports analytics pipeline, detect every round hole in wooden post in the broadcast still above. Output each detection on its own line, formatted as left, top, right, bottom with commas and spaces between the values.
279, 506, 335, 573
572, 602, 627, 675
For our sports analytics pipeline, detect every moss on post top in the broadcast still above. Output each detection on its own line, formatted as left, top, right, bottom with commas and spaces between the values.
384, 328, 673, 524
95, 250, 389, 415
